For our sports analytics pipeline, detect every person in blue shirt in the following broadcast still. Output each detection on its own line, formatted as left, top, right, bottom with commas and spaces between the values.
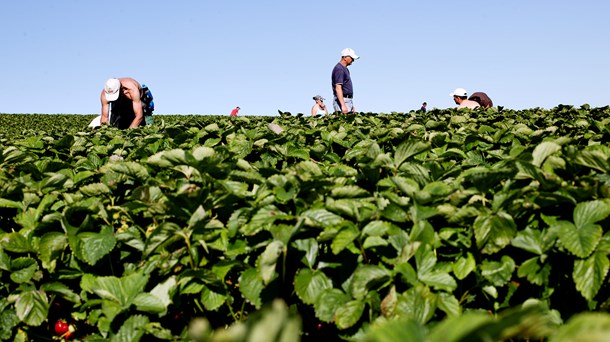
331, 48, 359, 114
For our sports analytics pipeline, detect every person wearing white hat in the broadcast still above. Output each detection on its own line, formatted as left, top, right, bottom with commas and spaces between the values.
331, 48, 359, 114
450, 88, 480, 109
100, 77, 147, 129
311, 95, 328, 116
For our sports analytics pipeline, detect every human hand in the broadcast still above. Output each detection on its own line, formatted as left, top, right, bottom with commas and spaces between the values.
341, 104, 349, 114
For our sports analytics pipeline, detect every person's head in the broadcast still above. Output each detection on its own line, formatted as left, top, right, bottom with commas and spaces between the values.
449, 88, 468, 104
236, 107, 240, 110
340, 48, 359, 66
313, 95, 325, 103
104, 78, 121, 102
422, 102, 427, 107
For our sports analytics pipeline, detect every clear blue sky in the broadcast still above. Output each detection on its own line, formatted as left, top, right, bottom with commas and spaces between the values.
1, 1, 608, 116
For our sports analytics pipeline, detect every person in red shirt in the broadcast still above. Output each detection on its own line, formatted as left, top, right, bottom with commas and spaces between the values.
230, 106, 240, 117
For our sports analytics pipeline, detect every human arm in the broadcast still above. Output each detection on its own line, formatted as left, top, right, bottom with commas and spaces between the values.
320, 102, 328, 115
335, 84, 349, 113
100, 90, 110, 124
124, 84, 144, 128
311, 104, 317, 116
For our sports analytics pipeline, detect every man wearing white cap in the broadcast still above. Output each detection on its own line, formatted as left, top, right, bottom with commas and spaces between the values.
450, 88, 480, 110
331, 48, 359, 114
100, 77, 146, 129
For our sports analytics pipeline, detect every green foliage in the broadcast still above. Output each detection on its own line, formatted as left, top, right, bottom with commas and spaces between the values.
1, 106, 610, 340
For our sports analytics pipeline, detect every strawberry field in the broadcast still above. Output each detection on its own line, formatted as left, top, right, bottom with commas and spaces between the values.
1, 106, 610, 341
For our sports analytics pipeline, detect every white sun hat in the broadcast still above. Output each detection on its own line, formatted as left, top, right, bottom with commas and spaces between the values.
104, 78, 121, 101
341, 48, 360, 60
449, 88, 467, 97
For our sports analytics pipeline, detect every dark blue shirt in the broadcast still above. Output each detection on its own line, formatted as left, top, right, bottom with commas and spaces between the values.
331, 63, 353, 97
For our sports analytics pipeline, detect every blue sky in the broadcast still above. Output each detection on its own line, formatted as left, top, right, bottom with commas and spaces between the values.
1, 1, 608, 116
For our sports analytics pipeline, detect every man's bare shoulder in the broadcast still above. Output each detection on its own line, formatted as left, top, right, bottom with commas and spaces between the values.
457, 100, 480, 109
118, 77, 141, 89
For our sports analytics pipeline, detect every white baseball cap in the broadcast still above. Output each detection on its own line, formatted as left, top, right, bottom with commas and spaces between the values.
104, 78, 121, 101
449, 88, 467, 97
341, 48, 360, 60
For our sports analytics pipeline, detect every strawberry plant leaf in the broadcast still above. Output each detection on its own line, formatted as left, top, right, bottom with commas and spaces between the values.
79, 182, 112, 196
146, 149, 189, 168
573, 252, 610, 301
574, 149, 610, 172
363, 318, 426, 342
0, 233, 31, 253
143, 222, 181, 257
381, 202, 409, 222
200, 286, 227, 311
396, 262, 419, 285
38, 232, 68, 272
149, 276, 177, 309
0, 304, 19, 340
81, 272, 148, 309
350, 265, 391, 300
552, 312, 610, 341
416, 245, 457, 291
294, 161, 321, 179
314, 288, 351, 323
287, 146, 309, 160
9, 257, 38, 284
511, 228, 543, 255
133, 293, 166, 315
532, 141, 561, 167
419, 271, 457, 292
15, 290, 49, 326
331, 224, 359, 255
517, 257, 547, 286
362, 220, 393, 237
102, 161, 149, 179
39, 172, 71, 192
395, 286, 436, 324
394, 140, 431, 167
294, 268, 333, 305
452, 252, 476, 280
40, 282, 80, 304
556, 220, 602, 258
415, 244, 436, 275
191, 146, 216, 162
188, 205, 208, 229
436, 292, 461, 318
257, 240, 284, 285
330, 185, 369, 198
239, 268, 263, 309
335, 299, 365, 330
473, 211, 517, 255
0, 198, 23, 209
292, 238, 318, 269
573, 200, 610, 229
380, 285, 397, 317
301, 208, 344, 228
111, 314, 148, 342
242, 205, 291, 236
0, 249, 10, 271
80, 225, 117, 266
363, 236, 389, 249
481, 256, 515, 286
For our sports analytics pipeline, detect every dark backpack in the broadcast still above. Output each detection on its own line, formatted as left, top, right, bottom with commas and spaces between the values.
141, 84, 154, 116
468, 92, 493, 108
